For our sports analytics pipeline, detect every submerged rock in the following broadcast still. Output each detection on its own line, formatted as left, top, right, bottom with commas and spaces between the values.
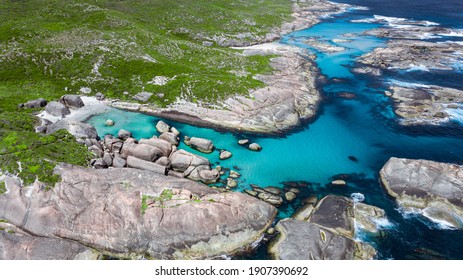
227, 178, 238, 188
0, 167, 276, 259
380, 157, 463, 229
285, 191, 297, 202
229, 170, 240, 178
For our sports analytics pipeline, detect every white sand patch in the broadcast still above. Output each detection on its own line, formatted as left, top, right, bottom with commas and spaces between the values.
147, 76, 175, 86
36, 96, 111, 124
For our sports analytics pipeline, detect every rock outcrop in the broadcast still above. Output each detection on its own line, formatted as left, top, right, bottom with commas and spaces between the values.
19, 98, 47, 109
59, 95, 84, 108
0, 166, 277, 260
269, 220, 374, 260
45, 101, 71, 117
269, 195, 385, 260
385, 85, 463, 126
184, 136, 215, 153
46, 119, 98, 140
113, 45, 321, 135
380, 157, 463, 228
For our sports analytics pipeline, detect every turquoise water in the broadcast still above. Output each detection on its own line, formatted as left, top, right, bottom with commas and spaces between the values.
87, 5, 463, 259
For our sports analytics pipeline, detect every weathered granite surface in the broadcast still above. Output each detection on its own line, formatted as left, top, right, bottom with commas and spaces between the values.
269, 195, 384, 260
386, 85, 463, 126
113, 46, 321, 135
380, 157, 463, 228
269, 220, 375, 260
0, 166, 276, 259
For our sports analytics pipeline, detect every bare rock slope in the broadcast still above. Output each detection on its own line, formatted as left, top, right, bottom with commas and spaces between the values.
380, 157, 463, 228
0, 166, 276, 259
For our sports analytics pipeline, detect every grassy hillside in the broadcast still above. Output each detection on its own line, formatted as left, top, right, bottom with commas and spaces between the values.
0, 0, 295, 185
1, 0, 292, 106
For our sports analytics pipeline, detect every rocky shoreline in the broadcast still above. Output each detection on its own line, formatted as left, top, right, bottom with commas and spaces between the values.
269, 195, 382, 260
109, 0, 358, 135
380, 157, 463, 229
353, 15, 463, 126
111, 43, 321, 135
0, 166, 276, 259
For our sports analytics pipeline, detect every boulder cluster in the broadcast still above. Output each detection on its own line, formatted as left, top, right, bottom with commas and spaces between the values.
245, 185, 300, 207
88, 121, 220, 185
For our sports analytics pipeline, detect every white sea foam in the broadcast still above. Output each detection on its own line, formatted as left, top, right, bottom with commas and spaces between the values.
422, 208, 461, 230
397, 206, 423, 219
37, 96, 111, 124
251, 235, 264, 249
350, 18, 376, 23
445, 107, 463, 123
374, 15, 408, 24
352, 15, 439, 28
398, 206, 460, 230
350, 192, 365, 203
439, 30, 463, 37
387, 79, 431, 89
373, 217, 395, 229
405, 64, 431, 72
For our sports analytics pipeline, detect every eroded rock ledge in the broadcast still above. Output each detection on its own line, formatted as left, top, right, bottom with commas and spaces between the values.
0, 166, 276, 259
380, 157, 463, 229
269, 195, 383, 260
110, 0, 358, 134
386, 85, 463, 126
113, 46, 321, 135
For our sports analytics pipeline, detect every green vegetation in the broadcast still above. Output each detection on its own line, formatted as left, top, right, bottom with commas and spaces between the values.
0, 181, 6, 194
0, 0, 295, 186
1, 0, 291, 106
141, 189, 214, 214
141, 194, 151, 215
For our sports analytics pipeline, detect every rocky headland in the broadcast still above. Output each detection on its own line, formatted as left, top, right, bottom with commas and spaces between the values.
0, 166, 276, 259
353, 16, 463, 126
386, 85, 463, 126
109, 0, 361, 134
112, 44, 321, 135
380, 157, 463, 229
269, 195, 384, 260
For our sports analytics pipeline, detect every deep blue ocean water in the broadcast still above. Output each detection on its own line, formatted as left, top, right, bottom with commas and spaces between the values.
87, 0, 463, 259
